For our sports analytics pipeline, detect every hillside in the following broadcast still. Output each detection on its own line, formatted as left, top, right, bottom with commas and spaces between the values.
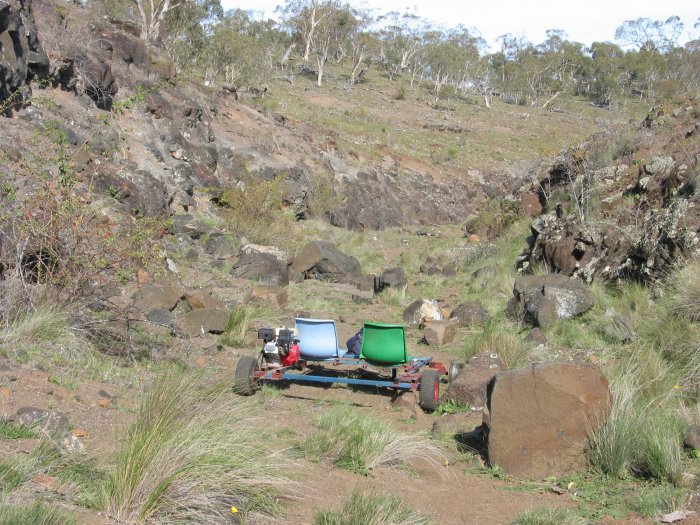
0, 1, 699, 525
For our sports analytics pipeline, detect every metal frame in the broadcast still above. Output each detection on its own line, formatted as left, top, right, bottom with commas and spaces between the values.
252, 355, 447, 393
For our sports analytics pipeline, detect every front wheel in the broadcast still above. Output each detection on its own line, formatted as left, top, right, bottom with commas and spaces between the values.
234, 355, 260, 396
419, 369, 440, 412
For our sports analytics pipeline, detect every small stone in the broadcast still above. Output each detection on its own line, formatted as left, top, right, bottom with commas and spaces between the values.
137, 269, 150, 283
71, 428, 88, 438
97, 399, 111, 408
32, 473, 57, 490
467, 234, 481, 243
194, 356, 206, 368
423, 320, 458, 346
0, 387, 10, 397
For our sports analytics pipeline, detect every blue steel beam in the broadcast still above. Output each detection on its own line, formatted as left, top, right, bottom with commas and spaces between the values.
277, 373, 414, 390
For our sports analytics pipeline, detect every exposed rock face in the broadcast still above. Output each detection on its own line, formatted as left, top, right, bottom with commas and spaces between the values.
403, 299, 442, 326
508, 274, 593, 327
291, 240, 360, 280
484, 362, 612, 479
445, 351, 505, 409
450, 301, 489, 327
0, 0, 48, 108
17, 406, 70, 435
134, 284, 184, 312
518, 152, 699, 282
423, 320, 457, 346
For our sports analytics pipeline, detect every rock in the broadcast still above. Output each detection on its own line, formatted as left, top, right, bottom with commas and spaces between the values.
420, 256, 443, 275
134, 284, 184, 312
509, 275, 594, 327
32, 473, 57, 490
231, 247, 289, 287
423, 320, 458, 346
391, 391, 418, 418
61, 433, 84, 453
291, 240, 360, 280
249, 285, 288, 308
442, 264, 457, 277
97, 399, 110, 408
520, 192, 543, 217
472, 266, 497, 280
381, 267, 406, 288
0, 0, 48, 109
485, 362, 612, 479
644, 156, 675, 176
445, 351, 506, 409
16, 407, 70, 435
0, 386, 9, 397
146, 308, 172, 326
403, 299, 443, 326
79, 55, 118, 109
174, 309, 229, 336
684, 426, 700, 451
450, 301, 489, 326
185, 290, 227, 311
71, 428, 88, 438
524, 327, 548, 346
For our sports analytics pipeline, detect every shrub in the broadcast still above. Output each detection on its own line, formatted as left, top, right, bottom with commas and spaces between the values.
315, 489, 430, 525
104, 373, 290, 524
296, 405, 441, 475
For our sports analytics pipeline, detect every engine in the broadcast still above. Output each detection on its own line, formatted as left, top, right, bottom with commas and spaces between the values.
257, 327, 300, 367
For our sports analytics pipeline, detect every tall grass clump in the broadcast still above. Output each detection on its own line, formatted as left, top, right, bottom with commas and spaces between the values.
509, 507, 586, 525
462, 321, 529, 368
0, 306, 92, 355
105, 373, 290, 524
666, 258, 700, 322
221, 305, 269, 347
0, 502, 77, 525
377, 285, 410, 307
315, 489, 430, 525
630, 483, 688, 518
297, 405, 441, 475
588, 348, 686, 484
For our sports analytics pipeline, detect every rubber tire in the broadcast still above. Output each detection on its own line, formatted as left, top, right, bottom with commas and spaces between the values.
448, 360, 465, 381
234, 355, 260, 396
419, 369, 441, 412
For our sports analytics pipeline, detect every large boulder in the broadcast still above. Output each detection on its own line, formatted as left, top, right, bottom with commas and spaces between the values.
174, 309, 229, 336
248, 285, 288, 308
484, 362, 611, 479
134, 284, 184, 312
423, 320, 457, 346
231, 246, 289, 287
291, 241, 360, 280
403, 299, 442, 326
445, 351, 506, 410
381, 267, 406, 288
450, 301, 489, 327
508, 274, 594, 327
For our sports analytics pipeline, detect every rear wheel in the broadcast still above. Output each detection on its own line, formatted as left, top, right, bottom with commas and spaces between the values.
234, 355, 260, 396
419, 369, 440, 412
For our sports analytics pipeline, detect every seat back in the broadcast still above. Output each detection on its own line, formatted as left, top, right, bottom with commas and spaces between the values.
295, 318, 342, 360
360, 322, 407, 365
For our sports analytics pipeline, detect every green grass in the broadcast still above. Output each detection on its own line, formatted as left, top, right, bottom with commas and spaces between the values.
104, 372, 290, 524
0, 420, 37, 440
630, 483, 688, 518
509, 507, 586, 525
0, 502, 77, 525
296, 405, 441, 475
221, 305, 269, 347
315, 489, 431, 525
462, 320, 529, 368
52, 455, 110, 510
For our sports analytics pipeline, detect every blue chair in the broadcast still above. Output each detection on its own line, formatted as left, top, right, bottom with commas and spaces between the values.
295, 318, 347, 361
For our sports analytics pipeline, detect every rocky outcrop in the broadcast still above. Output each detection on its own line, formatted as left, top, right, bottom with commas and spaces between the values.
508, 274, 594, 327
518, 151, 699, 282
0, 0, 48, 110
484, 362, 612, 479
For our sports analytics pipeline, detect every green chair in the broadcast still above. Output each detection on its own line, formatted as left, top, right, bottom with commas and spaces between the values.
359, 322, 408, 366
